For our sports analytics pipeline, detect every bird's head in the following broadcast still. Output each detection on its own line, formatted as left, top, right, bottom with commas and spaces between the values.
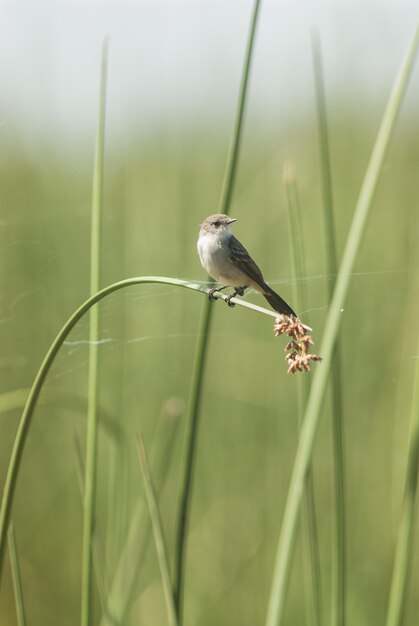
199, 214, 237, 237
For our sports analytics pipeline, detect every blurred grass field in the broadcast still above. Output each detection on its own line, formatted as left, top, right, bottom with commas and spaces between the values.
1, 27, 419, 626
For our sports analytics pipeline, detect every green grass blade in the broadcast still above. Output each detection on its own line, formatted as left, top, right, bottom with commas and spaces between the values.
284, 165, 322, 626
74, 434, 108, 610
219, 0, 261, 214
136, 433, 178, 626
385, 329, 419, 626
0, 276, 275, 585
8, 524, 27, 626
99, 401, 181, 626
312, 35, 346, 626
0, 388, 124, 441
0, 390, 29, 416
265, 22, 419, 626
81, 36, 109, 626
172, 1, 262, 621
104, 439, 118, 581
172, 301, 211, 618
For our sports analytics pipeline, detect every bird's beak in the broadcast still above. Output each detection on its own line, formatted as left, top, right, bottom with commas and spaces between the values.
227, 218, 237, 224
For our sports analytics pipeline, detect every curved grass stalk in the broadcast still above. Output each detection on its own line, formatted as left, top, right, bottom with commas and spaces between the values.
265, 22, 419, 626
173, 1, 262, 621
312, 35, 346, 626
0, 275, 274, 581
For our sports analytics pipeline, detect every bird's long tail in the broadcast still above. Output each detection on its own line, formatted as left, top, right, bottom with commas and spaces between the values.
263, 285, 296, 317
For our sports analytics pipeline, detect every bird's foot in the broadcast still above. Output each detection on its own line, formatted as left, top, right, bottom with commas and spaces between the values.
208, 287, 219, 302
225, 286, 247, 307
208, 285, 228, 302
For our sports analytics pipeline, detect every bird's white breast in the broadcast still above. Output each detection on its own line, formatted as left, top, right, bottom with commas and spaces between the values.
197, 232, 244, 286
197, 233, 229, 283
197, 234, 219, 277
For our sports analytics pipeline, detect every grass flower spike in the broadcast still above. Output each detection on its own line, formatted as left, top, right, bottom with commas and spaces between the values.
273, 315, 322, 374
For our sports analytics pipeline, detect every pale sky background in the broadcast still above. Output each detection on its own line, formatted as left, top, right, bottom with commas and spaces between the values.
1, 0, 418, 144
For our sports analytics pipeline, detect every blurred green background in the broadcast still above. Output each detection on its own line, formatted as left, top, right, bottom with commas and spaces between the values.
1, 1, 419, 625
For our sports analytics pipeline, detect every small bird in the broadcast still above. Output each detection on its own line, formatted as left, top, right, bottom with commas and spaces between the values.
197, 213, 296, 317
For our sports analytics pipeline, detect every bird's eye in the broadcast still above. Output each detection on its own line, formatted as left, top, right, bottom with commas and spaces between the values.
213, 221, 220, 227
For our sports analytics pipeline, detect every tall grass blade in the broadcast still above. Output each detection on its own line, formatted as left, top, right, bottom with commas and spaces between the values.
99, 402, 180, 626
8, 524, 27, 626
284, 165, 322, 626
173, 0, 262, 621
81, 36, 109, 626
385, 327, 419, 626
312, 35, 346, 626
74, 434, 108, 610
136, 433, 178, 626
105, 435, 118, 578
218, 0, 261, 214
0, 276, 274, 584
265, 22, 419, 626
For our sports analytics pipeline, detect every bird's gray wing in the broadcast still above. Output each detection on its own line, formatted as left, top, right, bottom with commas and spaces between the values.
227, 235, 266, 288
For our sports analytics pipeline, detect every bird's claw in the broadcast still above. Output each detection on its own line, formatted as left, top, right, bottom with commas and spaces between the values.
208, 285, 246, 307
225, 286, 247, 307
208, 287, 219, 302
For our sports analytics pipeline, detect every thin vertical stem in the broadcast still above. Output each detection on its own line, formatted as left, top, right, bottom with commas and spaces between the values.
172, 1, 262, 622
173, 301, 211, 616
386, 324, 419, 626
81, 37, 109, 626
8, 524, 27, 626
312, 35, 346, 626
74, 434, 108, 610
284, 165, 322, 626
136, 433, 179, 626
219, 0, 261, 214
99, 402, 181, 626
